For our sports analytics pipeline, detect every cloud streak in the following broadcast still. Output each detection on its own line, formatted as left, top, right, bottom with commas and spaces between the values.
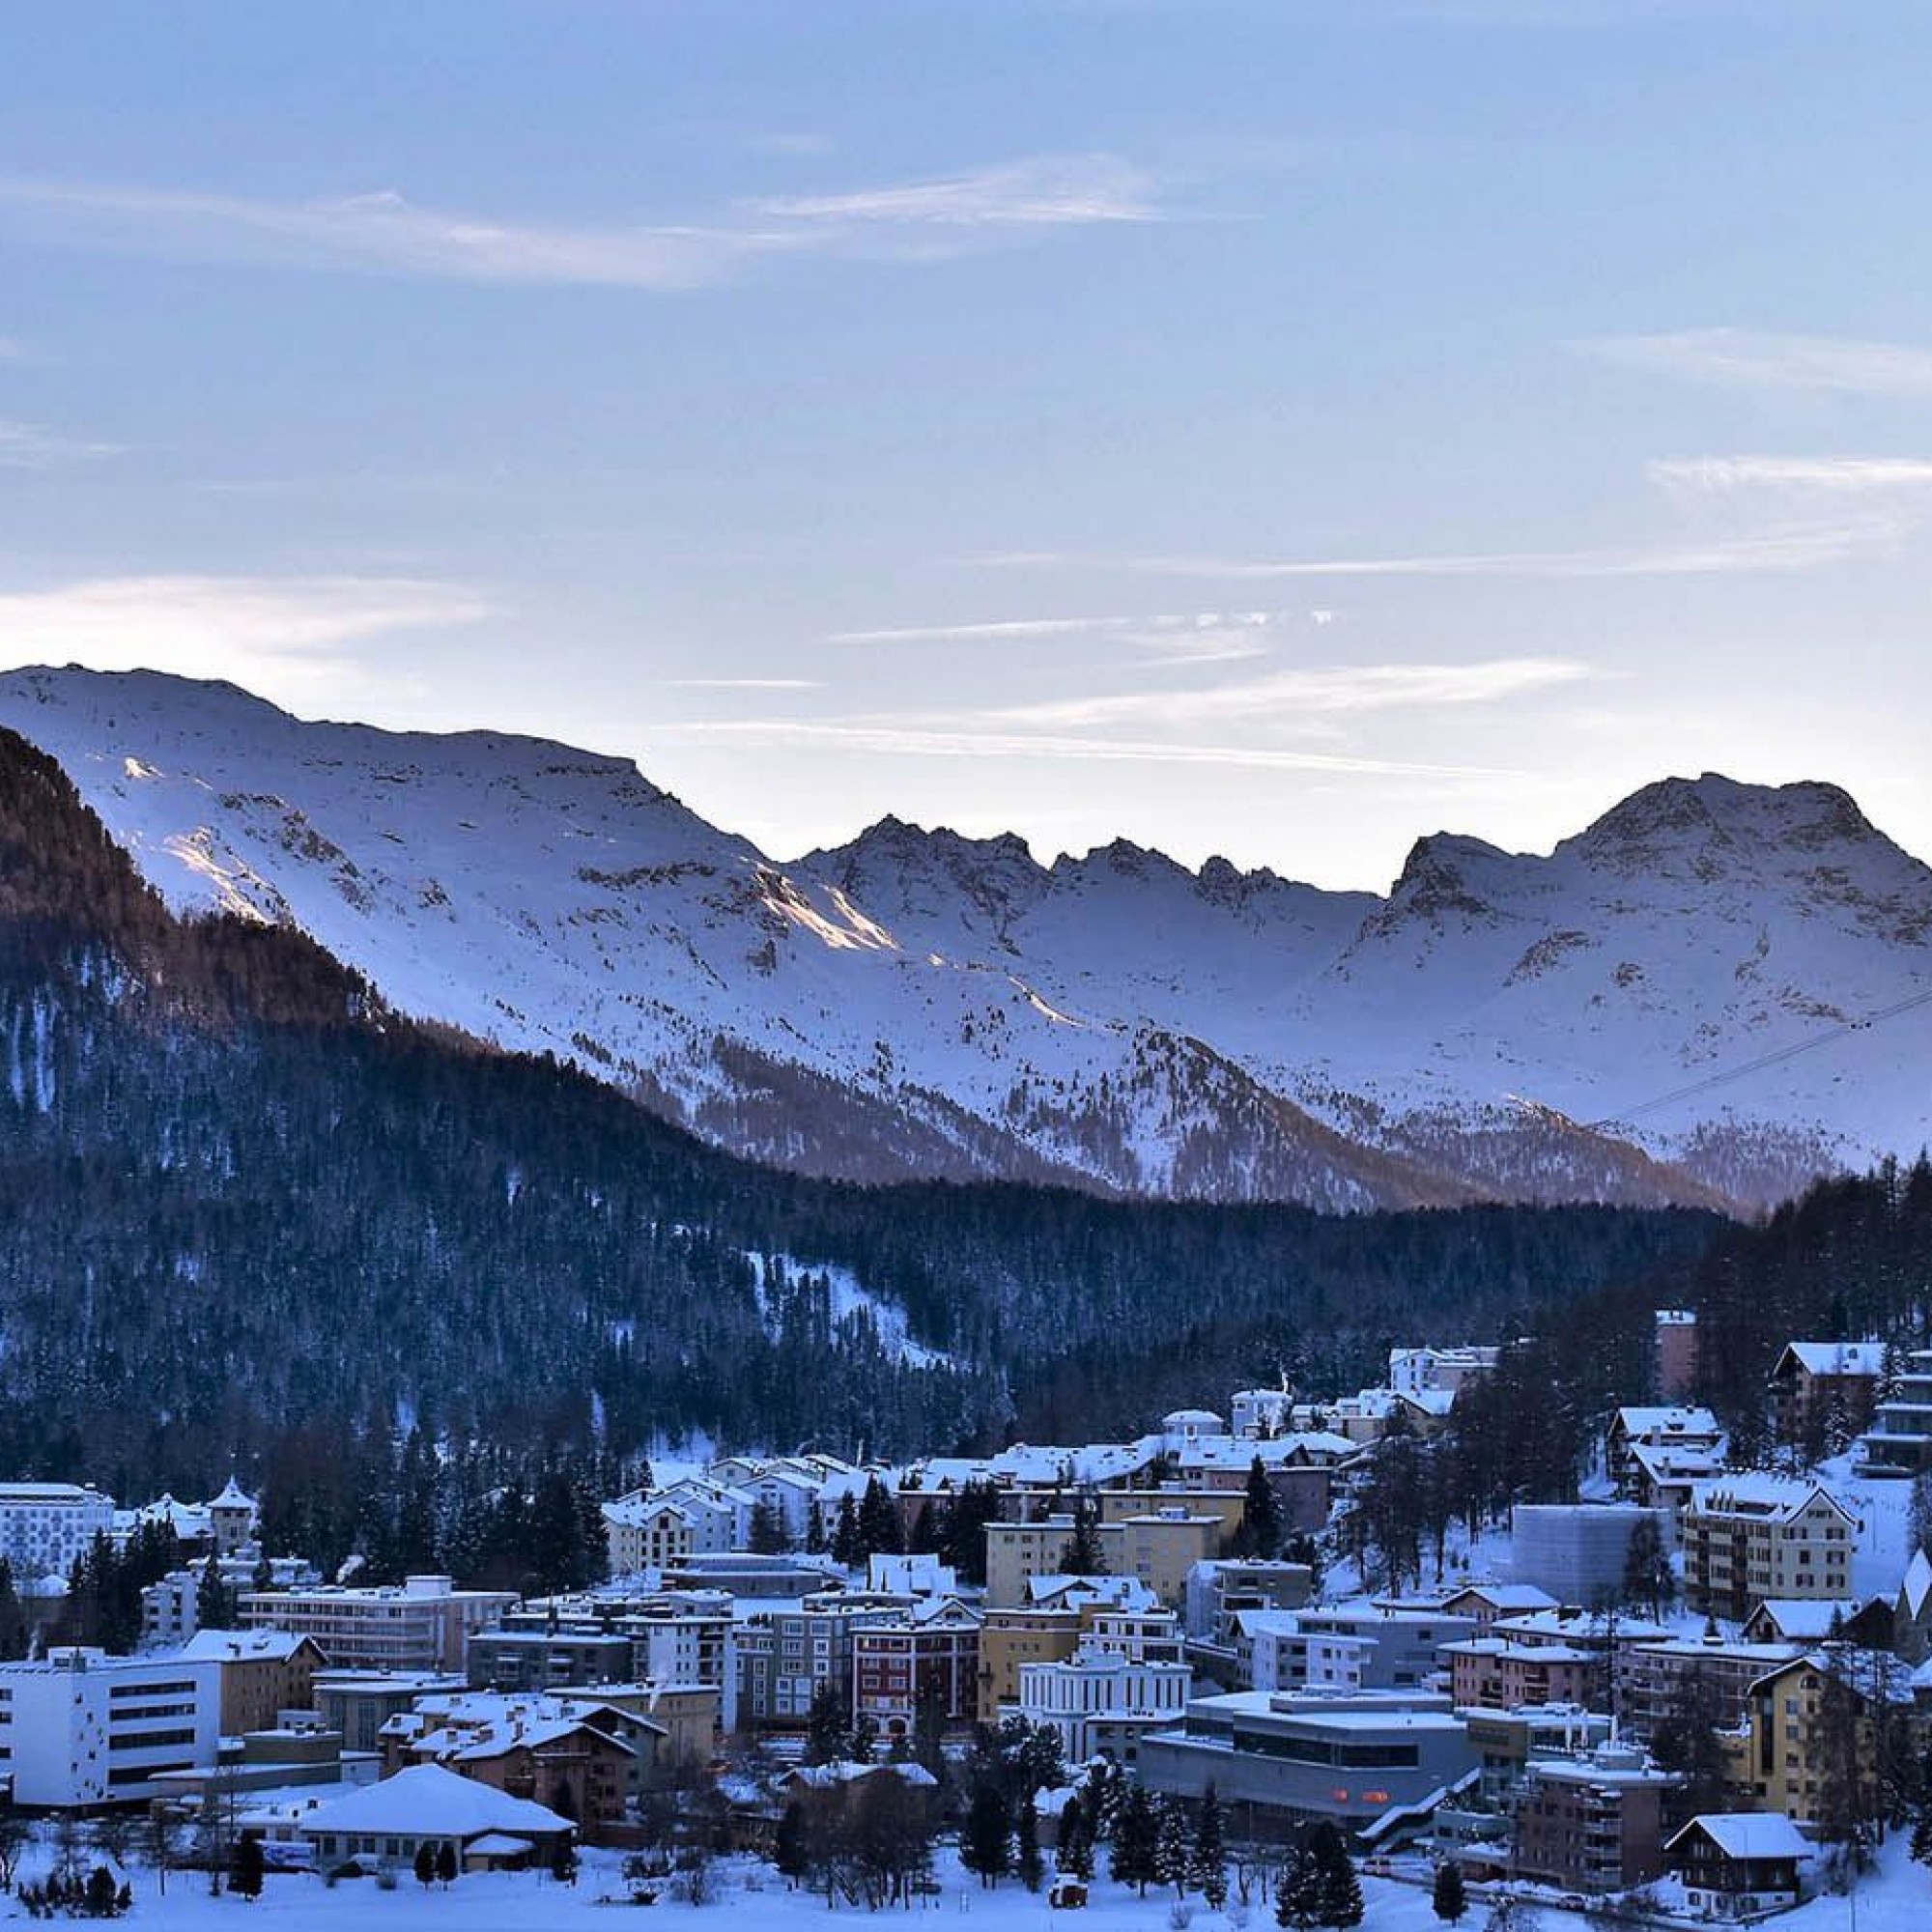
0, 417, 121, 468
669, 717, 1519, 781
1649, 454, 1932, 496
976, 518, 1904, 581
0, 573, 493, 701
991, 656, 1601, 731
0, 155, 1160, 292
1579, 327, 1932, 398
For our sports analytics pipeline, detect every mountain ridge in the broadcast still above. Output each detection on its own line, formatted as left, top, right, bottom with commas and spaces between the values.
1, 662, 1925, 1211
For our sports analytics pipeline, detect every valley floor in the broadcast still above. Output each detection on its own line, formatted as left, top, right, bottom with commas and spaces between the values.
60, 1838, 1932, 1932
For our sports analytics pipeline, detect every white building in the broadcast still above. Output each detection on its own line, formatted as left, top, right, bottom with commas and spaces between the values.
1014, 1644, 1192, 1765
0, 1648, 218, 1806
241, 1575, 517, 1672
602, 1479, 756, 1574
0, 1483, 115, 1586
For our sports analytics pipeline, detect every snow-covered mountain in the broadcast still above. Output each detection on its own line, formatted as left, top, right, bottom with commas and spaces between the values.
3, 664, 1927, 1210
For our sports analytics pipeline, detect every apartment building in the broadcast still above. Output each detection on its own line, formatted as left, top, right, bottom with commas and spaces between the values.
0, 1483, 114, 1585
1512, 1745, 1684, 1893
179, 1628, 327, 1736
1680, 1477, 1858, 1622
736, 1594, 904, 1730
240, 1575, 518, 1672
1014, 1644, 1192, 1764
852, 1604, 981, 1740
0, 1648, 218, 1806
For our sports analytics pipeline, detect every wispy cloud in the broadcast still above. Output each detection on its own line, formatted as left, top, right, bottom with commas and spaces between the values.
991, 657, 1600, 731
0, 573, 493, 702
0, 417, 121, 468
668, 717, 1518, 781
1649, 454, 1932, 496
748, 155, 1156, 228
670, 676, 822, 691
1578, 327, 1932, 398
0, 155, 1161, 291
976, 520, 1903, 581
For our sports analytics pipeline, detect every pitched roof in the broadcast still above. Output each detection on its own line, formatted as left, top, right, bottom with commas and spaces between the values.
1664, 1812, 1813, 1861
1776, 1341, 1886, 1378
301, 1764, 571, 1839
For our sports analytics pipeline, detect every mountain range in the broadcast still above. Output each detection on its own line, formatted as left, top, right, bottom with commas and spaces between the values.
3, 663, 1927, 1212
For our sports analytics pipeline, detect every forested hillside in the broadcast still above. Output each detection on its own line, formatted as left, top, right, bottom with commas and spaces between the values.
0, 727, 1719, 1499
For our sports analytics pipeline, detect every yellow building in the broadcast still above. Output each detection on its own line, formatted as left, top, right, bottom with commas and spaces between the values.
977, 1608, 1082, 1722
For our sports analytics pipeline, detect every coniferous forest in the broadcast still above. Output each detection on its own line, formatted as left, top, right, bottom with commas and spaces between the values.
5, 724, 1928, 1515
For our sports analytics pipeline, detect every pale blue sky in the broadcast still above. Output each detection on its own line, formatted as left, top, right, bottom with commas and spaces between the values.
4, 1, 1930, 886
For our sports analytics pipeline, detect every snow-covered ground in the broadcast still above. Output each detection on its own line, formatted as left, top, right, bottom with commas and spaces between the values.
48, 1837, 1932, 1932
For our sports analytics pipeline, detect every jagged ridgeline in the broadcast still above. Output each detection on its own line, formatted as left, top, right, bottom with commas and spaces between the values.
0, 727, 1716, 1490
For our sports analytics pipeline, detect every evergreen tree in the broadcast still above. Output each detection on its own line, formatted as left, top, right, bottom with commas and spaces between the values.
804, 1680, 852, 1766
856, 1475, 903, 1561
1619, 1513, 1672, 1621
1058, 1492, 1105, 1577
1110, 1784, 1158, 1896
1151, 1794, 1190, 1898
1275, 1845, 1326, 1930
1311, 1823, 1364, 1929
1432, 1859, 1467, 1924
196, 1558, 236, 1633
1238, 1458, 1285, 1559
961, 1780, 1011, 1889
1188, 1783, 1228, 1908
831, 1493, 862, 1570
1056, 1792, 1095, 1882
1015, 1798, 1043, 1892
0, 1557, 26, 1661
436, 1841, 459, 1886
412, 1845, 436, 1888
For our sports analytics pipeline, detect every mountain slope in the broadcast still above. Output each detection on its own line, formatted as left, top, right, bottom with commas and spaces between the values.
2, 666, 1926, 1208
0, 722, 1713, 1481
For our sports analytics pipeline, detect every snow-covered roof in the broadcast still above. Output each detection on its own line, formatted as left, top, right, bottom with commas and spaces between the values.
1689, 1474, 1857, 1526
300, 1764, 572, 1839
1776, 1341, 1886, 1378
210, 1476, 258, 1511
180, 1628, 319, 1663
781, 1761, 938, 1789
1664, 1812, 1814, 1861
1614, 1406, 1722, 1438
1745, 1600, 1858, 1640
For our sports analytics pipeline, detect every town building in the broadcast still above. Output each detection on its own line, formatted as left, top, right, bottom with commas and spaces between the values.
1665, 1812, 1812, 1918
1508, 1504, 1670, 1609
851, 1602, 982, 1741
1606, 1407, 1725, 1498
300, 1761, 573, 1873
1139, 1690, 1479, 1839
1769, 1341, 1886, 1452
1511, 1744, 1684, 1893
180, 1628, 328, 1736
1680, 1478, 1858, 1622
0, 1648, 218, 1806
1653, 1311, 1698, 1401
735, 1594, 904, 1731
0, 1483, 114, 1586
1857, 1349, 1932, 1477
1444, 1636, 1599, 1713
1013, 1644, 1192, 1764
241, 1575, 519, 1672
1725, 1650, 1916, 1831
311, 1668, 468, 1754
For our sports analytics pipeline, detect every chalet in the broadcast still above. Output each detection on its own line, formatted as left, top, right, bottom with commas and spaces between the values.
1768, 1341, 1886, 1452
1666, 1812, 1812, 1918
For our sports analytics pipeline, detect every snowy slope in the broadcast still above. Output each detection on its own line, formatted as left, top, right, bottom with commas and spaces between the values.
2, 665, 1927, 1209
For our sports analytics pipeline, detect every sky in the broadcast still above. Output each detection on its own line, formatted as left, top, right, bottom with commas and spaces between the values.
3, 0, 1930, 891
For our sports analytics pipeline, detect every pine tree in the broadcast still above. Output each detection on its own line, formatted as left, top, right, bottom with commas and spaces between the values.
1188, 1782, 1228, 1909
1432, 1859, 1467, 1924
961, 1780, 1011, 1889
1311, 1823, 1364, 1929
1015, 1798, 1043, 1892
1151, 1794, 1191, 1898
1056, 1792, 1095, 1881
1058, 1492, 1105, 1576
1275, 1845, 1325, 1930
1110, 1785, 1158, 1896
774, 1799, 810, 1887
805, 1680, 851, 1766
1239, 1458, 1285, 1559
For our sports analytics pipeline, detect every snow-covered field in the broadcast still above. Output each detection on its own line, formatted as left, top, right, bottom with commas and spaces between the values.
46, 1838, 1927, 1932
